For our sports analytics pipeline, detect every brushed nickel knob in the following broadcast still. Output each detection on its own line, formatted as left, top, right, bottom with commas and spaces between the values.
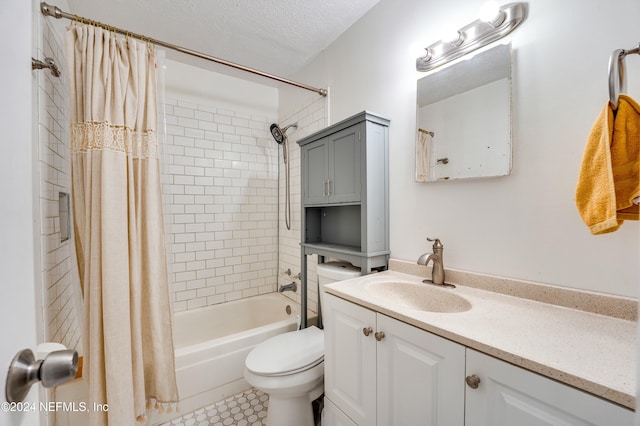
374, 331, 385, 341
362, 327, 373, 336
466, 374, 481, 389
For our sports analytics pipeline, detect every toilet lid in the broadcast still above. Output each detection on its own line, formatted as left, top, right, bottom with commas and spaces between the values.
246, 326, 324, 376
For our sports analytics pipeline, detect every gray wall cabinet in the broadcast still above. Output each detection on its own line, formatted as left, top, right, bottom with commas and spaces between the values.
297, 111, 390, 327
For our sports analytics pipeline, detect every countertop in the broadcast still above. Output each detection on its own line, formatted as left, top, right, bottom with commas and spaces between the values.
325, 270, 637, 410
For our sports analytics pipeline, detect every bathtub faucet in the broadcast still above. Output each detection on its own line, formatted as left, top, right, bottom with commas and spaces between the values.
279, 282, 297, 293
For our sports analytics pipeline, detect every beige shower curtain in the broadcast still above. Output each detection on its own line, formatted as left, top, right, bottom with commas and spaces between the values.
65, 25, 178, 425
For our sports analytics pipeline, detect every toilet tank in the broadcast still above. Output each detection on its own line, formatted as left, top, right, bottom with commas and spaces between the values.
318, 261, 361, 284
317, 261, 361, 295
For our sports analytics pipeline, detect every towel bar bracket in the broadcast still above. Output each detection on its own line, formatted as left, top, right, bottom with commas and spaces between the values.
608, 43, 640, 110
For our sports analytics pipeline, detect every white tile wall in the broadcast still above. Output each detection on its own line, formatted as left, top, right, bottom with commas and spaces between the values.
162, 97, 280, 312
161, 92, 330, 316
37, 19, 83, 352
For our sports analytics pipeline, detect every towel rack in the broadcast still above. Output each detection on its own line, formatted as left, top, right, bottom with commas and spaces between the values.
608, 43, 640, 110
418, 128, 435, 137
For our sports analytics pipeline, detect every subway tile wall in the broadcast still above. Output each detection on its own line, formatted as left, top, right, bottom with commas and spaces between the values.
37, 19, 83, 352
161, 97, 280, 312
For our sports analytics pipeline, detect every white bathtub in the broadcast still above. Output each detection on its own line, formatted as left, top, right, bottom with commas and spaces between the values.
166, 293, 299, 420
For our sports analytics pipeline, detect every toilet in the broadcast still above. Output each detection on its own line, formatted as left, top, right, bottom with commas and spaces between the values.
244, 261, 361, 426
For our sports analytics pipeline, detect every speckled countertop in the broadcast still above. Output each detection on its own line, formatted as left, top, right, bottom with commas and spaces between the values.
325, 270, 637, 410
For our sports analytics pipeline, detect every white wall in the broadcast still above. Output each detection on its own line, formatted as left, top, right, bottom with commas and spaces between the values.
164, 59, 279, 116
282, 0, 640, 297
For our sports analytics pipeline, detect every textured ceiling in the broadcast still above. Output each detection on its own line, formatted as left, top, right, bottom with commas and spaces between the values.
63, 0, 381, 82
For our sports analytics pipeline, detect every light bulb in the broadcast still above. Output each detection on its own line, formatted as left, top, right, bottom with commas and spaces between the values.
442, 29, 464, 46
479, 1, 505, 26
409, 41, 430, 59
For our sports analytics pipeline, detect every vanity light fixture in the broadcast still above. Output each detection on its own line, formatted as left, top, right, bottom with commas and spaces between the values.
416, 2, 526, 72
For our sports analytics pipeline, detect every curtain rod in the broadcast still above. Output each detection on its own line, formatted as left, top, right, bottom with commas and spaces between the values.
40, 2, 328, 97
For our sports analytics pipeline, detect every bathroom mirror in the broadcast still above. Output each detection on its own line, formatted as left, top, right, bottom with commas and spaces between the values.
415, 43, 512, 182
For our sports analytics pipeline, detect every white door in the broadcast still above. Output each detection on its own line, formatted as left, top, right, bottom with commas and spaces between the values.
323, 295, 376, 426
465, 349, 634, 426
376, 314, 465, 426
1, 1, 41, 425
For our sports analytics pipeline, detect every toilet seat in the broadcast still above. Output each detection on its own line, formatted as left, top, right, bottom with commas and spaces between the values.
246, 326, 324, 377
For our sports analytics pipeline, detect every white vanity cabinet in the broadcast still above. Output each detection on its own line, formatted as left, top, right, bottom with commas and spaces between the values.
323, 294, 635, 426
465, 349, 634, 426
323, 294, 466, 426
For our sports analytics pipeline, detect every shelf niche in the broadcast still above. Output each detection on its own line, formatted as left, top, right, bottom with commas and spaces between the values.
305, 205, 362, 252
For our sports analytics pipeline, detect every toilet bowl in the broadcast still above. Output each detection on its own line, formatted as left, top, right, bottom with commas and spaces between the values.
245, 326, 324, 426
244, 261, 361, 426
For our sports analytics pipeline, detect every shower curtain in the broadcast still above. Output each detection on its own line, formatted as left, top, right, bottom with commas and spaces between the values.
65, 25, 178, 425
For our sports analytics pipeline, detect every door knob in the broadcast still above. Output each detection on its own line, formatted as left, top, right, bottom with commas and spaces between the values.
362, 327, 373, 336
465, 374, 481, 389
5, 348, 78, 402
374, 331, 385, 341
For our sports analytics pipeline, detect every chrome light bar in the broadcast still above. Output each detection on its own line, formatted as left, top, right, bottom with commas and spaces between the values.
416, 2, 527, 72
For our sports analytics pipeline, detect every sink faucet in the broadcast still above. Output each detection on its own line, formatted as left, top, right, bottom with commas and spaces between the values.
417, 237, 447, 286
279, 282, 297, 293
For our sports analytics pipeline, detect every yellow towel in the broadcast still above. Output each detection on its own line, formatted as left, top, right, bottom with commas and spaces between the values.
612, 95, 640, 219
576, 94, 640, 234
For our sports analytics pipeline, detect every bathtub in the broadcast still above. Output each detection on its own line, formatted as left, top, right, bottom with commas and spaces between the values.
168, 293, 299, 418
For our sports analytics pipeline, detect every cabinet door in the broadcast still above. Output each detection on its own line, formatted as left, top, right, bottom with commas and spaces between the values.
303, 139, 329, 205
324, 295, 377, 426
376, 314, 465, 426
328, 125, 361, 203
465, 349, 634, 426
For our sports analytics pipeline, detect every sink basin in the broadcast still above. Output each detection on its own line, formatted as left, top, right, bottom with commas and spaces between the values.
365, 281, 472, 313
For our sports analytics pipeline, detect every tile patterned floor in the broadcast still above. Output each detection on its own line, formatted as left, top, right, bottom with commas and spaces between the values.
162, 388, 269, 426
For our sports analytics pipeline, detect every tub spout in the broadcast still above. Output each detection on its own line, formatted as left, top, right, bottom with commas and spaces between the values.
279, 282, 297, 293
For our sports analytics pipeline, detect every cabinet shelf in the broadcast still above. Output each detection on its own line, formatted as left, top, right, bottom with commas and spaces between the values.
302, 242, 390, 273
302, 242, 362, 254
302, 242, 390, 257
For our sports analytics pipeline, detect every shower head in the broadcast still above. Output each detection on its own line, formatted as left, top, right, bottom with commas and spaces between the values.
269, 122, 298, 145
270, 124, 285, 145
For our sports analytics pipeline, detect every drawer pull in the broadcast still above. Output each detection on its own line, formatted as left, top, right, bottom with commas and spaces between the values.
466, 374, 481, 389
374, 331, 385, 341
362, 327, 373, 337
